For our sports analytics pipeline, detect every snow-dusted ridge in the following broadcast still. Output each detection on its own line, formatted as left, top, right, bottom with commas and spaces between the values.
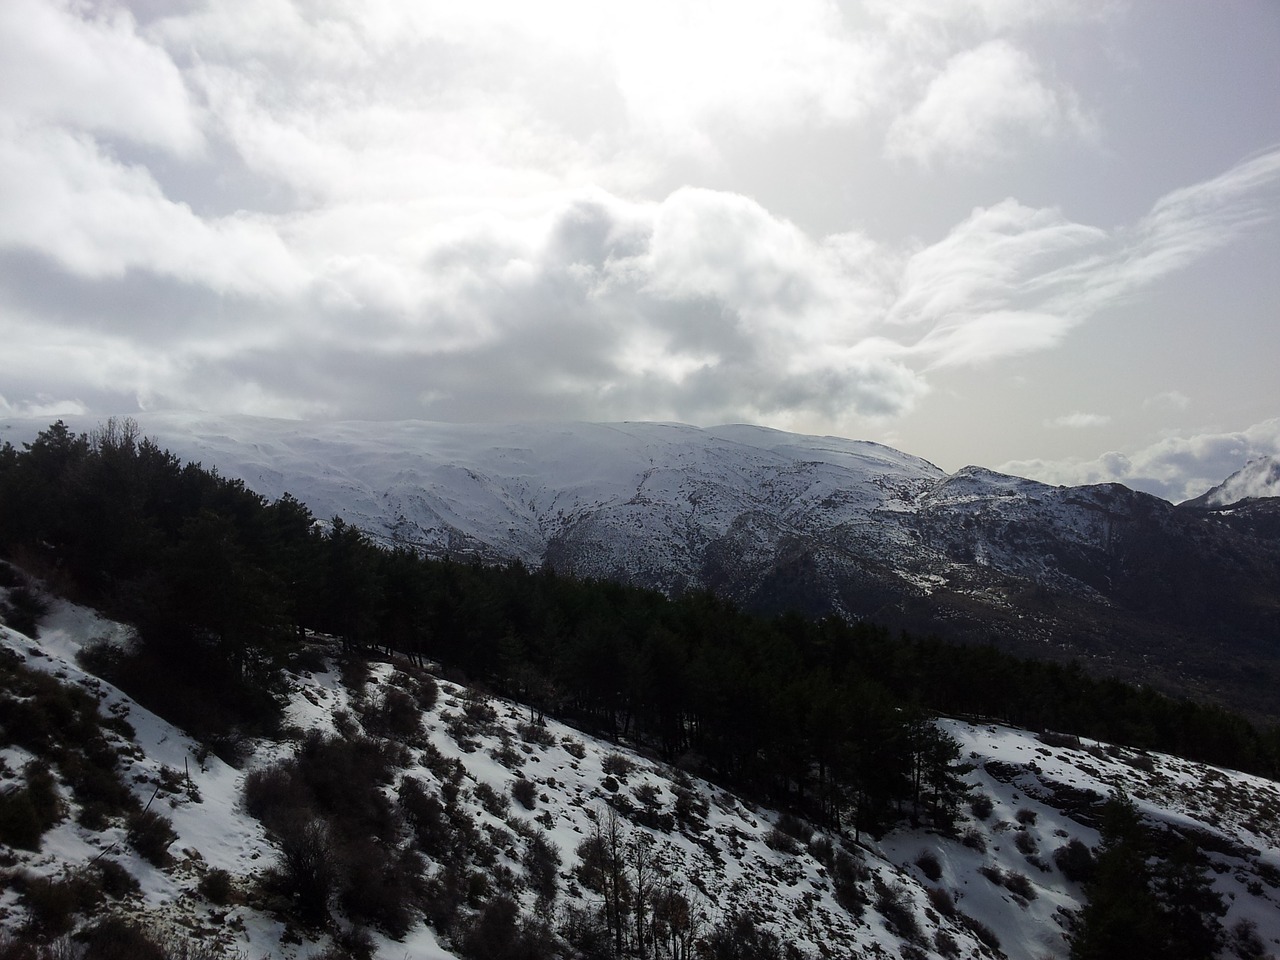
0, 415, 943, 570
0, 412, 1144, 610
3, 413, 1279, 719
2, 594, 1278, 959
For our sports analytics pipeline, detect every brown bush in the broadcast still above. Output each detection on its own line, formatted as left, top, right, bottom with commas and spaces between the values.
1053, 838, 1097, 883
511, 777, 538, 810
197, 867, 233, 905
915, 851, 942, 882
126, 808, 177, 865
15, 870, 101, 939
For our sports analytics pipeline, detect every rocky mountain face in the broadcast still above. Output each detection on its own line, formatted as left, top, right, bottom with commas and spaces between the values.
3, 415, 1278, 720
1179, 457, 1280, 547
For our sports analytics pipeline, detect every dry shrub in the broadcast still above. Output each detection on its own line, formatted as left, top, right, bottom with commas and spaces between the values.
1053, 838, 1097, 883
915, 851, 942, 882
511, 777, 538, 810
126, 808, 178, 865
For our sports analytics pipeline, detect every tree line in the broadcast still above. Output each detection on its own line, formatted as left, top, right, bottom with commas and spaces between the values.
1, 419, 1277, 837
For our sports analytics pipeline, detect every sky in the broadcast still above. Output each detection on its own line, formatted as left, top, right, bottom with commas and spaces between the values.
1, 0, 1278, 502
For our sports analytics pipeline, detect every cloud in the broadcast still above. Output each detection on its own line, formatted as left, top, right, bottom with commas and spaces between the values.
890, 200, 1104, 325
2, 142, 1277, 437
1001, 419, 1280, 502
0, 1, 1273, 454
0, 0, 201, 154
1074, 148, 1280, 311
886, 148, 1280, 369
885, 40, 1091, 167
0, 393, 87, 419
603, 3, 886, 154
0, 183, 927, 428
887, 198, 1105, 366
1045, 412, 1111, 428
866, 0, 1101, 36
1143, 391, 1190, 411
149, 0, 888, 201
143, 0, 1103, 196
0, 124, 307, 294
393, 189, 928, 426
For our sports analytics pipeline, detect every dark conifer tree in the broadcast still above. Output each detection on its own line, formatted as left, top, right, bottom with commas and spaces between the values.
1153, 839, 1226, 960
1070, 790, 1166, 960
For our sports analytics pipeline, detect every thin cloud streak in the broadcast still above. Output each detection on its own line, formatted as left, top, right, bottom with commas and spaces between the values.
899, 148, 1280, 371
1045, 412, 1111, 429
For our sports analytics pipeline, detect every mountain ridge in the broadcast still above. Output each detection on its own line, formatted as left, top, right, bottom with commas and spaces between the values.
3, 414, 1278, 720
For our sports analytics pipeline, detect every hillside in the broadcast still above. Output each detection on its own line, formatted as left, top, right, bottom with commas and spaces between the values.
3, 415, 1277, 721
2, 594, 1278, 959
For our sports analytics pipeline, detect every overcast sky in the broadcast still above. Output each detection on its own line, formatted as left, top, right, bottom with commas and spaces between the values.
1, 0, 1278, 501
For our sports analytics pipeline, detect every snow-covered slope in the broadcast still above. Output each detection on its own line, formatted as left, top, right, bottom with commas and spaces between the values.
0, 413, 1204, 605
4, 414, 1279, 721
0, 415, 941, 577
3, 596, 1279, 959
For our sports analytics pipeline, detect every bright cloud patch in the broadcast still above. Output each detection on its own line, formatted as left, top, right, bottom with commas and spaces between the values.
1046, 412, 1111, 428
0, 125, 306, 294
0, 0, 201, 153
885, 40, 1090, 166
0, 393, 87, 419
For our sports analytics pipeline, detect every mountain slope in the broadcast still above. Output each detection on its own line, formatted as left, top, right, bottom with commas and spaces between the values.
3, 415, 1278, 720
3, 595, 1278, 960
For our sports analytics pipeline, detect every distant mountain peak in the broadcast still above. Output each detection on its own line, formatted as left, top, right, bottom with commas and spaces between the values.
1185, 455, 1280, 508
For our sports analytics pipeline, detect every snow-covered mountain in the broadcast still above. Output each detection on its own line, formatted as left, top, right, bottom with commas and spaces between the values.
1, 415, 944, 573
1184, 456, 1280, 509
3, 415, 1279, 720
3, 599, 1278, 960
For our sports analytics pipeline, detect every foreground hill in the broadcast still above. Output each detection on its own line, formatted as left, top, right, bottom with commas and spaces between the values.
3, 415, 1277, 720
2, 595, 1278, 959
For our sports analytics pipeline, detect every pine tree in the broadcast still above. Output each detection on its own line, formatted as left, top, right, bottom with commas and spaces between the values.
1153, 838, 1225, 960
1070, 790, 1166, 960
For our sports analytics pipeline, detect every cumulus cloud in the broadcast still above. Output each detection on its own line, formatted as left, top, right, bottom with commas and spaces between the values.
1002, 419, 1280, 503
0, 124, 307, 294
0, 0, 1274, 472
0, 0, 201, 154
885, 40, 1091, 167
335, 188, 929, 426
